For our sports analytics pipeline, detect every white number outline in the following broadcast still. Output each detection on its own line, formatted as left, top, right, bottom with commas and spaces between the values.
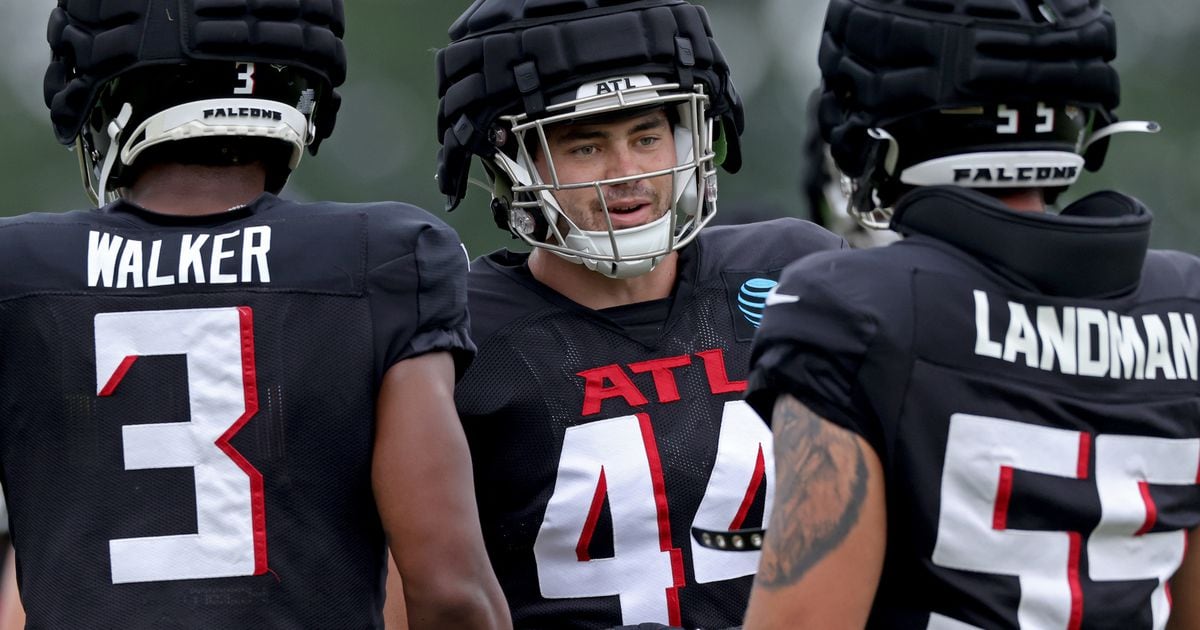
234, 62, 256, 95
1035, 102, 1056, 133
994, 103, 1056, 135
996, 105, 1019, 134
96, 307, 265, 584
930, 413, 1198, 630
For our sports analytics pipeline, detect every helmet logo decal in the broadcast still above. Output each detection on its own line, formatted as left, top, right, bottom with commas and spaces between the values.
575, 74, 655, 104
595, 77, 637, 95
953, 165, 1078, 185
900, 151, 1087, 188
737, 278, 778, 329
203, 107, 284, 122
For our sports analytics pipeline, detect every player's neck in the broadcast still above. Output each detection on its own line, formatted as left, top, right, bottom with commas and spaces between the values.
528, 248, 678, 310
125, 162, 269, 216
991, 188, 1047, 213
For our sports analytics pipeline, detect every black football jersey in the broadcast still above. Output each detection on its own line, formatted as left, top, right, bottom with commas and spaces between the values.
457, 219, 844, 629
0, 193, 472, 629
749, 187, 1200, 630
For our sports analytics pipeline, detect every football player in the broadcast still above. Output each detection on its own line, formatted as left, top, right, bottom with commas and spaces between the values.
743, 0, 1200, 628
431, 0, 845, 627
0, 1, 508, 628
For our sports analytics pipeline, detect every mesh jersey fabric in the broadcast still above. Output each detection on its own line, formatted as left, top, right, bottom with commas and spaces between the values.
748, 186, 1200, 629
457, 218, 844, 629
0, 193, 472, 629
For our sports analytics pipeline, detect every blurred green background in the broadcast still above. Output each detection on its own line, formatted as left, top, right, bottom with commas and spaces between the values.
1, 1, 1197, 255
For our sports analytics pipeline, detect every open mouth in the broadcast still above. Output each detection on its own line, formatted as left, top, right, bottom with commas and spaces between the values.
602, 199, 655, 229
608, 201, 650, 215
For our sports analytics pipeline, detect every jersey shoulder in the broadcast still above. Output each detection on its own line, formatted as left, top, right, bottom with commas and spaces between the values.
0, 208, 109, 245
465, 250, 557, 346
751, 242, 935, 423
279, 198, 465, 270
697, 217, 845, 275
0, 209, 122, 298
1140, 248, 1200, 300
775, 239, 933, 309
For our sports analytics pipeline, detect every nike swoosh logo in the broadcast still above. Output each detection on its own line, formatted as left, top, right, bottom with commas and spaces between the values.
765, 291, 800, 306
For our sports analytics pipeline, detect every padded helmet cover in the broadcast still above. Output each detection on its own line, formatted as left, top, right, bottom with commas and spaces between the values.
435, 0, 745, 210
45, 0, 348, 153
818, 0, 1120, 177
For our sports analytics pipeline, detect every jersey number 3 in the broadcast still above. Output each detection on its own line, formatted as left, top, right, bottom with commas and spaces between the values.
95, 307, 265, 585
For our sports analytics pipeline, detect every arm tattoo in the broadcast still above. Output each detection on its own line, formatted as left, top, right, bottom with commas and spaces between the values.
756, 394, 871, 589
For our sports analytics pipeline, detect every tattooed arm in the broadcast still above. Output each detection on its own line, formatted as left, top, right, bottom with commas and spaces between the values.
742, 393, 887, 630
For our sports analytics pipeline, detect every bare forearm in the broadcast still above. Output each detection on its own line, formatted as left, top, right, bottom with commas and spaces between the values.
374, 353, 512, 630
403, 582, 510, 630
1168, 528, 1200, 630
0, 546, 23, 630
744, 395, 886, 629
755, 396, 871, 589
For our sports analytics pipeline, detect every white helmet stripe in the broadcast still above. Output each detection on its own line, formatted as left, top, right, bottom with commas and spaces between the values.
900, 151, 1086, 188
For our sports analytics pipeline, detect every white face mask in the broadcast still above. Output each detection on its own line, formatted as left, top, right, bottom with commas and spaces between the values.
562, 212, 674, 279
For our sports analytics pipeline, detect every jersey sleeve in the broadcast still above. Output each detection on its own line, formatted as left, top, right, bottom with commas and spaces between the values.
368, 210, 475, 379
745, 252, 887, 455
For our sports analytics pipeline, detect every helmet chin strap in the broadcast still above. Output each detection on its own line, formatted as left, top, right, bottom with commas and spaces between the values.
96, 102, 134, 205
1083, 120, 1161, 149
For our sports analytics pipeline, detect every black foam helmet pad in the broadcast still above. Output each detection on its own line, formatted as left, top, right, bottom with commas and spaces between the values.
45, 0, 347, 153
818, 0, 1120, 177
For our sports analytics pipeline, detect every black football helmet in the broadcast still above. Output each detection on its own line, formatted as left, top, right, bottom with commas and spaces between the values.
818, 0, 1159, 227
45, 0, 347, 205
435, 0, 744, 278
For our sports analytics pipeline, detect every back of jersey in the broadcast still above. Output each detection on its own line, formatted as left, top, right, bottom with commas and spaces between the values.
0, 195, 464, 629
889, 255, 1200, 629
751, 223, 1200, 630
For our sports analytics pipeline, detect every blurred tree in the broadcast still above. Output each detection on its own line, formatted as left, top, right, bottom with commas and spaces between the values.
1, 1, 1197, 255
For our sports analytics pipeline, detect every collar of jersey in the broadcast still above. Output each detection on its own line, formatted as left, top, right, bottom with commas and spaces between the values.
101, 192, 280, 227
482, 239, 699, 349
892, 186, 1152, 298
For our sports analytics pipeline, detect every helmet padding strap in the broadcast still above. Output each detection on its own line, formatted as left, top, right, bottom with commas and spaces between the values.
97, 102, 133, 205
